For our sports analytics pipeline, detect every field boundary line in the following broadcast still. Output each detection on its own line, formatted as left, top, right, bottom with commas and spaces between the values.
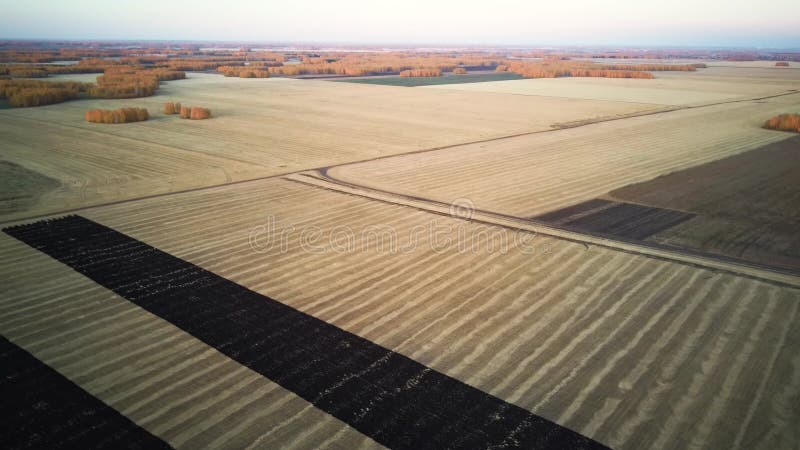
285, 172, 800, 289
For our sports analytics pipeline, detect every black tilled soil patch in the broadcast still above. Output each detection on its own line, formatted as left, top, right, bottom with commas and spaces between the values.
606, 136, 800, 272
565, 202, 696, 240
534, 200, 695, 240
533, 199, 615, 224
3, 215, 608, 450
0, 336, 172, 450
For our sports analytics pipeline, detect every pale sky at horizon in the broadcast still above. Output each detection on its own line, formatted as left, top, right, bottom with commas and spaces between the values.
1, 0, 798, 49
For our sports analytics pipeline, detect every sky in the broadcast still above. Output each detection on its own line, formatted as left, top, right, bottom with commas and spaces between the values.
1, 0, 798, 49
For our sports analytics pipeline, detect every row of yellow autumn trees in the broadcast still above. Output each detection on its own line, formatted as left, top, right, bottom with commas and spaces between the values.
84, 103, 213, 124
497, 60, 706, 79
2, 48, 718, 87
89, 67, 185, 98
0, 66, 186, 107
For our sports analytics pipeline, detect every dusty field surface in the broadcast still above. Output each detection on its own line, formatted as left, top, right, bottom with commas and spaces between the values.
425, 65, 800, 106
329, 96, 800, 218
607, 136, 800, 272
0, 73, 663, 222
2, 177, 798, 449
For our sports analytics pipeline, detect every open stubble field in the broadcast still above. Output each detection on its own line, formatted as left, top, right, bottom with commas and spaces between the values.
0, 73, 666, 222
2, 176, 799, 450
2, 62, 800, 450
327, 94, 800, 218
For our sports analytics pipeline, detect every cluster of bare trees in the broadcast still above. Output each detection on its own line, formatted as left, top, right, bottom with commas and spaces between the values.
267, 53, 503, 77
85, 107, 149, 124
0, 66, 185, 106
164, 101, 181, 114
89, 68, 185, 99
165, 102, 211, 120
764, 114, 800, 132
0, 79, 91, 107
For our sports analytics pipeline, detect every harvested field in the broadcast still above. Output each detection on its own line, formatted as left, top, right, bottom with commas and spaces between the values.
0, 336, 171, 449
333, 72, 524, 86
2, 177, 799, 449
607, 136, 800, 272
425, 66, 800, 106
4, 215, 605, 450
0, 73, 664, 221
328, 96, 800, 218
0, 161, 60, 215
4, 53, 800, 450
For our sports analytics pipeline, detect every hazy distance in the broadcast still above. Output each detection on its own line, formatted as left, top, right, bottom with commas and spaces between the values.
1, 0, 798, 48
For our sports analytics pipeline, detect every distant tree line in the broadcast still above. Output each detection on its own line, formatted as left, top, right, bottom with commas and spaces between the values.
503, 61, 707, 80
0, 66, 185, 107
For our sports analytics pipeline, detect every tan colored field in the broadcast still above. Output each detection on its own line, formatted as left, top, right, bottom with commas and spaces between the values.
3, 177, 798, 449
425, 66, 800, 105
3, 62, 800, 450
0, 73, 664, 222
329, 95, 800, 218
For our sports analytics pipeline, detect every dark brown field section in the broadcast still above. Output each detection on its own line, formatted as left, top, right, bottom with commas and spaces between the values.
609, 135, 800, 273
0, 336, 171, 450
533, 199, 695, 241
3, 216, 608, 450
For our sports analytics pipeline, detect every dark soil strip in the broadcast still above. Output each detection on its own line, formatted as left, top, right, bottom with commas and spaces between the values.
0, 335, 172, 450
564, 202, 695, 240
533, 199, 615, 224
3, 215, 608, 450
534, 200, 695, 240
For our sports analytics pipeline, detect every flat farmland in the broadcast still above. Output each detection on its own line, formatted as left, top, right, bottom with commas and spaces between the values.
3, 55, 800, 450
425, 65, 800, 105
0, 73, 665, 222
2, 177, 798, 449
607, 136, 800, 272
328, 96, 800, 218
